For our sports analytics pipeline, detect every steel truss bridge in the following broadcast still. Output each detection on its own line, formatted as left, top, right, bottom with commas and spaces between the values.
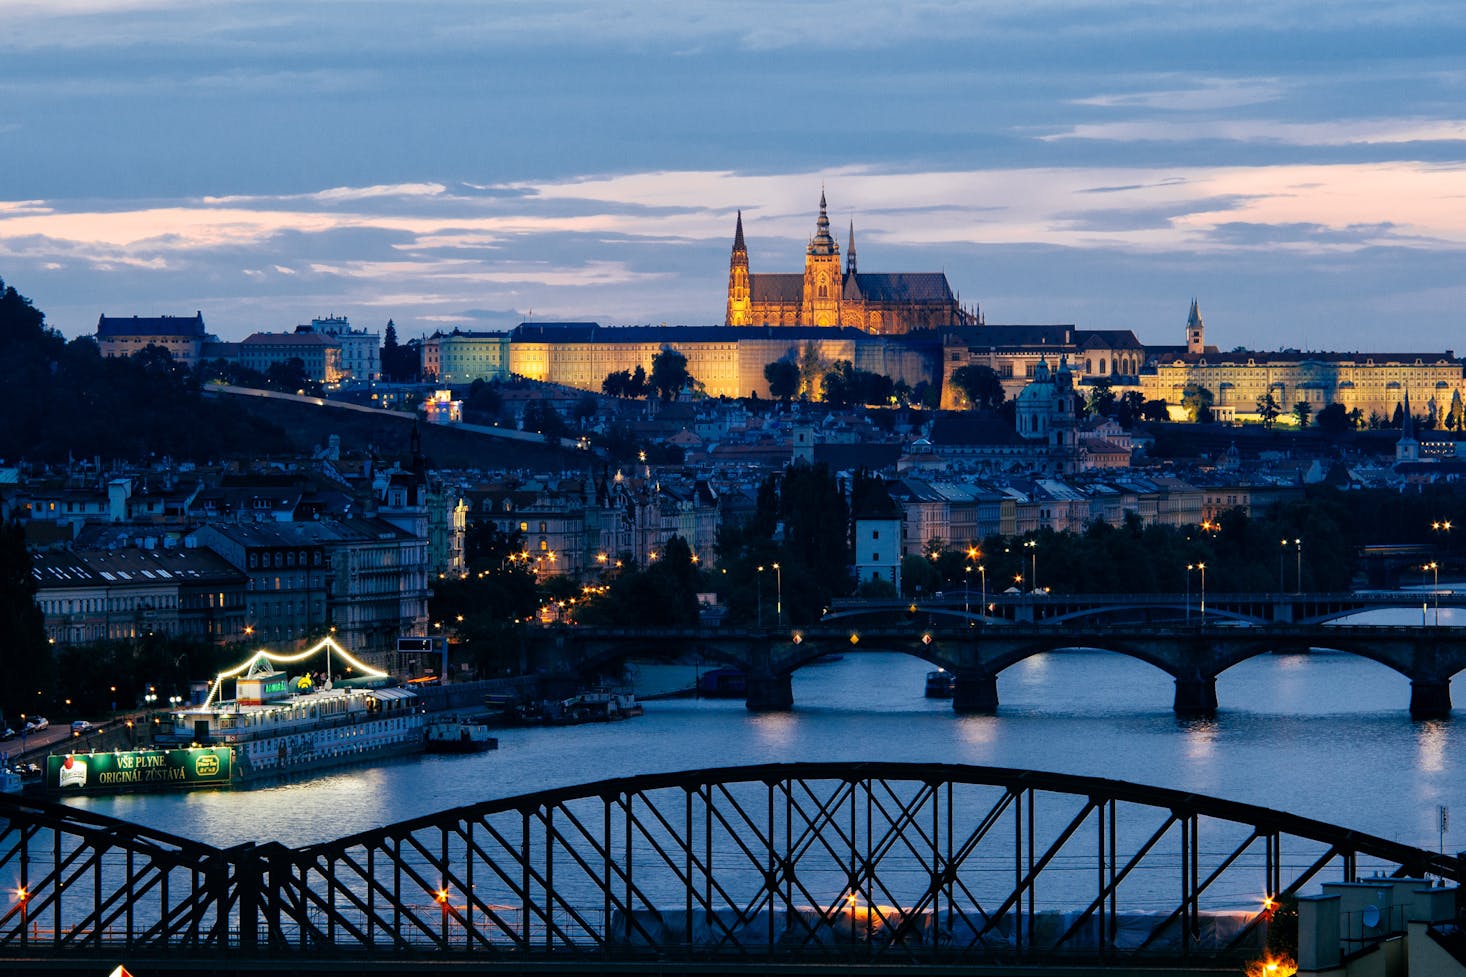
1, 763, 1458, 974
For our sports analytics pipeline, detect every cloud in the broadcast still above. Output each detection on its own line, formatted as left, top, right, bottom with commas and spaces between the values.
1041, 118, 1466, 146
1073, 77, 1285, 111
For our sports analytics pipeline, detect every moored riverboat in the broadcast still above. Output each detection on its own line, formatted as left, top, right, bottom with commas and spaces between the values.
46, 639, 425, 795
425, 716, 498, 753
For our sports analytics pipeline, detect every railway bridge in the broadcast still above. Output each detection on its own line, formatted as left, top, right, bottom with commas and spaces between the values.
1, 763, 1459, 974
531, 620, 1466, 719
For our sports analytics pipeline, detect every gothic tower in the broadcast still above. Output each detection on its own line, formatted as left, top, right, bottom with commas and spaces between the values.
801, 191, 843, 327
1186, 298, 1205, 354
725, 211, 752, 326
846, 220, 858, 276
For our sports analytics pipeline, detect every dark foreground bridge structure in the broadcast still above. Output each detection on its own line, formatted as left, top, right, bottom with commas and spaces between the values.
537, 618, 1466, 718
1, 763, 1459, 975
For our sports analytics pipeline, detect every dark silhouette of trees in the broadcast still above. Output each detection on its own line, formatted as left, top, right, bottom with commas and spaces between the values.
650, 347, 692, 401
0, 516, 51, 719
949, 364, 1006, 410
602, 365, 649, 398
764, 358, 800, 402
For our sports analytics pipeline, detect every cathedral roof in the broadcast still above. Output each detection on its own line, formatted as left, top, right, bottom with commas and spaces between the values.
749, 274, 805, 303
851, 273, 957, 304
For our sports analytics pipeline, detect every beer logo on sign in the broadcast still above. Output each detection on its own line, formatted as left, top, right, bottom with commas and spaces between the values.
195, 753, 220, 776
58, 755, 88, 789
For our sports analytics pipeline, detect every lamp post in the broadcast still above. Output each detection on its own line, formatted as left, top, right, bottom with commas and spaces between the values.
964, 566, 971, 616
1024, 540, 1038, 593
1185, 564, 1192, 623
1426, 561, 1440, 625
756, 565, 764, 629
1280, 537, 1301, 593
978, 565, 986, 624
1194, 562, 1207, 620
772, 562, 783, 627
1295, 538, 1302, 594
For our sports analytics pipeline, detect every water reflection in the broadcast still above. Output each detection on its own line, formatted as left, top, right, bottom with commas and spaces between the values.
1416, 720, 1448, 774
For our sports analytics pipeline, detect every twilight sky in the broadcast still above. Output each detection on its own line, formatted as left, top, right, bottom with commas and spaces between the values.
3, 1, 1466, 351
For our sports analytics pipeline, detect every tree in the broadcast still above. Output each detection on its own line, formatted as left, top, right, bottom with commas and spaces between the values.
1448, 390, 1465, 432
797, 342, 830, 399
949, 364, 1006, 411
764, 358, 800, 402
381, 320, 401, 382
1084, 377, 1117, 416
1140, 399, 1170, 422
0, 517, 52, 719
1116, 390, 1145, 428
1315, 402, 1350, 435
1181, 384, 1214, 423
650, 346, 692, 401
521, 399, 568, 438
1292, 400, 1312, 429
572, 393, 599, 429
1256, 392, 1281, 429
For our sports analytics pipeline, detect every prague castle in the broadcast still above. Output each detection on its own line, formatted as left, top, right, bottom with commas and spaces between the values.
725, 192, 980, 332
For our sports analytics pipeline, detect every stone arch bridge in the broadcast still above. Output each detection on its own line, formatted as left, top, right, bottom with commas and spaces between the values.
531, 618, 1466, 720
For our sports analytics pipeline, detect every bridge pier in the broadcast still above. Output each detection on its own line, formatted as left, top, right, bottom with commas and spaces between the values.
1173, 676, 1218, 717
744, 673, 793, 712
953, 673, 999, 714
1409, 680, 1452, 720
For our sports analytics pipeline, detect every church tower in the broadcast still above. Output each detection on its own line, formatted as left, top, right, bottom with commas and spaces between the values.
725, 211, 752, 326
846, 220, 858, 276
801, 191, 843, 327
1186, 298, 1205, 354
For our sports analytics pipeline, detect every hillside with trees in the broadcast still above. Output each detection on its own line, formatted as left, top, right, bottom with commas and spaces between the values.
0, 276, 290, 463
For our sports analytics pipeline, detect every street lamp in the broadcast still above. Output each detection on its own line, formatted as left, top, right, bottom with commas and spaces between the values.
1280, 538, 1301, 593
756, 565, 765, 629
1024, 540, 1037, 593
977, 565, 987, 623
1425, 561, 1440, 625
772, 562, 783, 627
1187, 562, 1207, 621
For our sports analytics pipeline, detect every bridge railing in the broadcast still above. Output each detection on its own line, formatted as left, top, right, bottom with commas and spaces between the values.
3, 763, 1457, 965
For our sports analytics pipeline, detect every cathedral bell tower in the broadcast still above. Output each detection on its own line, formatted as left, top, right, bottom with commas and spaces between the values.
1186, 298, 1205, 354
801, 191, 842, 327
726, 211, 752, 326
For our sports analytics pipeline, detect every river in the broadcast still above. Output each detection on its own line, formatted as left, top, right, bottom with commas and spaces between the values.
61, 607, 1462, 859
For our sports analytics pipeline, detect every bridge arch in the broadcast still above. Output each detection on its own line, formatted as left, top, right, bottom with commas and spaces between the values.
2, 763, 1456, 968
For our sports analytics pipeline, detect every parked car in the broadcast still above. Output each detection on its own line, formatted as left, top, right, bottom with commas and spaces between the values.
1, 727, 14, 740
25, 716, 49, 731
71, 720, 96, 735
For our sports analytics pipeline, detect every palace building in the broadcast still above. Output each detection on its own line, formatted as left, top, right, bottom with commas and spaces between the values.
725, 192, 981, 333
1132, 302, 1466, 425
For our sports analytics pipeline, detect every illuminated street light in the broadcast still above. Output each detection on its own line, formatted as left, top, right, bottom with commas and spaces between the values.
1425, 561, 1440, 625
1023, 540, 1037, 593
772, 562, 783, 627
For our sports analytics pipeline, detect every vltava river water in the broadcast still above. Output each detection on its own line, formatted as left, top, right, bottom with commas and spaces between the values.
67, 607, 1463, 856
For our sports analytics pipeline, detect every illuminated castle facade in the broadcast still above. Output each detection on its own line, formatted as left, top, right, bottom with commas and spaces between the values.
725, 193, 980, 333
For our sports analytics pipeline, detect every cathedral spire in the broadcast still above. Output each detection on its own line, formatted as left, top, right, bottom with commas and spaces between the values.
808, 190, 838, 256
846, 220, 857, 275
733, 209, 746, 255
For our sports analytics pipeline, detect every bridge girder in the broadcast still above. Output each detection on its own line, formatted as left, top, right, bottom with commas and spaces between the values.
2, 763, 1456, 969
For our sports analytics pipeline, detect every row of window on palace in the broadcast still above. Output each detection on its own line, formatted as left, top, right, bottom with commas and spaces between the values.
41, 591, 233, 614
247, 549, 324, 569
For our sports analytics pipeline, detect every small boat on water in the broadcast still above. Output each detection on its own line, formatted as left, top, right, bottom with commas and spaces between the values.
516, 690, 643, 725
424, 717, 498, 753
924, 669, 955, 699
697, 668, 747, 698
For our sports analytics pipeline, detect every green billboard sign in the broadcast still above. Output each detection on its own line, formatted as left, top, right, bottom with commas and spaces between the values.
46, 747, 233, 793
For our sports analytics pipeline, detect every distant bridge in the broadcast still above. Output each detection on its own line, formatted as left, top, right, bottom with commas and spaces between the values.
830, 590, 1466, 626
532, 619, 1466, 718
1, 763, 1457, 973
